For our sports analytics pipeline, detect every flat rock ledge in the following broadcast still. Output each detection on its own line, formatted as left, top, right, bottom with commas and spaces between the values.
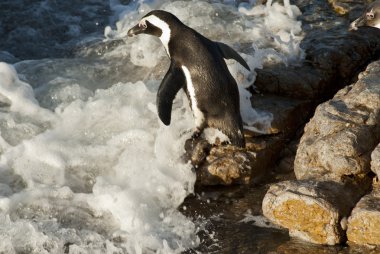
262, 180, 366, 245
347, 187, 380, 247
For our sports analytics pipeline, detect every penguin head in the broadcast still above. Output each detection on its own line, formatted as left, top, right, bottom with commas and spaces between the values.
350, 1, 380, 30
128, 10, 183, 56
127, 10, 182, 38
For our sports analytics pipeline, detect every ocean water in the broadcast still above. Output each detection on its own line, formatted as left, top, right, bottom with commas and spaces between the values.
0, 0, 304, 253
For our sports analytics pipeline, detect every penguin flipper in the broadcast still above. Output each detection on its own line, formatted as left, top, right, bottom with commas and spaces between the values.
156, 63, 185, 125
216, 42, 250, 71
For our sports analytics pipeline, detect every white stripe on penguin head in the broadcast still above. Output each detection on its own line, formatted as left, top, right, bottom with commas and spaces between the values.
140, 15, 171, 57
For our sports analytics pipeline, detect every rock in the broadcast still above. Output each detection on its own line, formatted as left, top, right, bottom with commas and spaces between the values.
328, 0, 370, 15
197, 144, 255, 185
251, 95, 312, 137
262, 180, 367, 245
347, 187, 380, 246
371, 143, 380, 179
294, 60, 380, 182
254, 27, 380, 100
186, 95, 312, 186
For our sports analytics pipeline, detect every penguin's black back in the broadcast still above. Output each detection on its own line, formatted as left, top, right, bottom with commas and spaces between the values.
169, 26, 245, 146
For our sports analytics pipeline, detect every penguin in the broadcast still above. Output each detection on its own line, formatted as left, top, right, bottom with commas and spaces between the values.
350, 0, 380, 30
127, 10, 250, 148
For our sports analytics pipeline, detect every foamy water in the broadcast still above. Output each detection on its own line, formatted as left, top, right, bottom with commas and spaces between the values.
0, 1, 303, 253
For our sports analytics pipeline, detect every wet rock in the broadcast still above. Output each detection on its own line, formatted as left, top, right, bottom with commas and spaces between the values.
328, 0, 370, 15
294, 60, 380, 182
196, 144, 255, 185
347, 187, 380, 246
371, 143, 380, 179
274, 136, 301, 176
186, 95, 312, 186
254, 27, 380, 100
274, 240, 348, 253
251, 95, 312, 136
184, 139, 211, 167
262, 180, 367, 245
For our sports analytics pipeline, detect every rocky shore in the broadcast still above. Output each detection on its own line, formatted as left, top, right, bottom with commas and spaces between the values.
1, 0, 379, 252
185, 3, 380, 252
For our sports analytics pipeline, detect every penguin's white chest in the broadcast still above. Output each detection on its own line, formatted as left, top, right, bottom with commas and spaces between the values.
181, 66, 205, 128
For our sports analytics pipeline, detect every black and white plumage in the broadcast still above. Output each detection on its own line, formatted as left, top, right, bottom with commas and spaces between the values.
350, 0, 380, 30
128, 10, 250, 148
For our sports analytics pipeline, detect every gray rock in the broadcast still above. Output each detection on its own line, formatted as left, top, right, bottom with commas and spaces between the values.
262, 180, 367, 245
294, 60, 380, 182
254, 27, 380, 100
371, 143, 380, 179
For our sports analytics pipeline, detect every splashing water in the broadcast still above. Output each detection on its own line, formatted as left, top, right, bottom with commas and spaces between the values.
0, 0, 303, 253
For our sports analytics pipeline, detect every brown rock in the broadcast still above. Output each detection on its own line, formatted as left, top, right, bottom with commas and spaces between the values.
187, 95, 312, 186
294, 60, 380, 182
328, 0, 370, 15
347, 187, 380, 246
262, 180, 367, 245
200, 145, 254, 185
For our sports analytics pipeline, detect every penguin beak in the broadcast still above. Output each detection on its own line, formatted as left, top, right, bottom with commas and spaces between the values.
127, 23, 146, 37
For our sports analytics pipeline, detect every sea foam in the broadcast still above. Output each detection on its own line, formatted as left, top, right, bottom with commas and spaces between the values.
0, 0, 304, 253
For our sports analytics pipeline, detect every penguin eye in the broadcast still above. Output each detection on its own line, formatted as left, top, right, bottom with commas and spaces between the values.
366, 12, 375, 20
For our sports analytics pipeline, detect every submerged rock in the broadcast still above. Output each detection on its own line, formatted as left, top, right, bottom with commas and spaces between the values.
262, 180, 368, 245
294, 60, 380, 182
347, 186, 380, 246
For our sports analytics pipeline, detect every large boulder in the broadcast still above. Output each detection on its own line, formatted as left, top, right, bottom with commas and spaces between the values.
347, 186, 380, 246
294, 60, 380, 182
262, 180, 368, 245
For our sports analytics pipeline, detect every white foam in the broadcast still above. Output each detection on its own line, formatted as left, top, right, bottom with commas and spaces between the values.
0, 0, 305, 252
0, 62, 55, 122
239, 209, 282, 229
107, 0, 304, 134
203, 128, 230, 145
0, 63, 198, 253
